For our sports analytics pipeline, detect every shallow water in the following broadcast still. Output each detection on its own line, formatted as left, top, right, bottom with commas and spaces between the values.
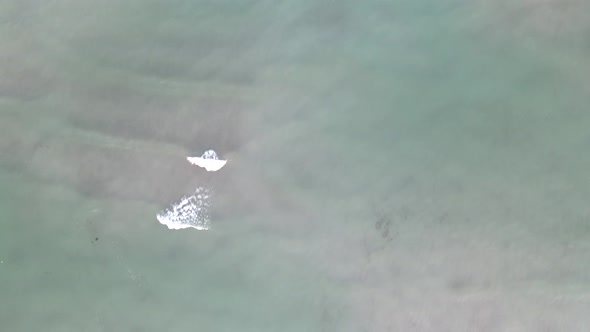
1, 0, 590, 331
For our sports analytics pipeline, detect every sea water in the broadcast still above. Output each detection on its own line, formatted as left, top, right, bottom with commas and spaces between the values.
1, 0, 590, 331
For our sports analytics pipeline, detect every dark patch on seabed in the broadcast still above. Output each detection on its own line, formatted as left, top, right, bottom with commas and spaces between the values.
67, 95, 250, 152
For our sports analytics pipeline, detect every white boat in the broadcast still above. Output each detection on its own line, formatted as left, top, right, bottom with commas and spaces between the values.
186, 149, 227, 172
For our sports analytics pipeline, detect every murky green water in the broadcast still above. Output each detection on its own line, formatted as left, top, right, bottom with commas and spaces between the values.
1, 1, 590, 331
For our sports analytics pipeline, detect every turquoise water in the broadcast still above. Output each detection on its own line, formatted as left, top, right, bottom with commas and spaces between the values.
1, 1, 590, 330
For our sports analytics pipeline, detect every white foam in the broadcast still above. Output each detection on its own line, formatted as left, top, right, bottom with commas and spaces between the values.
157, 187, 211, 230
